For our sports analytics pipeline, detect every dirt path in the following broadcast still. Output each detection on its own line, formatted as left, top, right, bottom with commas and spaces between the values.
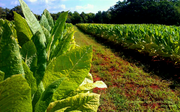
74, 26, 180, 111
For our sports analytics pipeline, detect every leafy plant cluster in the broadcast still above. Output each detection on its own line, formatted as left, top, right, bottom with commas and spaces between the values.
0, 0, 106, 111
76, 23, 180, 63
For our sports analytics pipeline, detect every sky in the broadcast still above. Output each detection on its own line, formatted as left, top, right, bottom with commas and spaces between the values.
0, 0, 120, 15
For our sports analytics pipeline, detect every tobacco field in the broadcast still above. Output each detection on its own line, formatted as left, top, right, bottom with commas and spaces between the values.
1, 0, 180, 111
76, 23, 180, 111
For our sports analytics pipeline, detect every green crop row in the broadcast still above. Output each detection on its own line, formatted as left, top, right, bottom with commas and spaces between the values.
76, 23, 180, 63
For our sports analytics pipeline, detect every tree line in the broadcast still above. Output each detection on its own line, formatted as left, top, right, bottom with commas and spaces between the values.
1, 0, 180, 25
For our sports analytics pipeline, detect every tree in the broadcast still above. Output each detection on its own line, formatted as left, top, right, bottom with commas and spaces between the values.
94, 11, 103, 23
86, 13, 95, 23
0, 7, 6, 19
71, 11, 83, 24
102, 11, 111, 23
51, 13, 58, 20
109, 0, 180, 25
80, 12, 88, 23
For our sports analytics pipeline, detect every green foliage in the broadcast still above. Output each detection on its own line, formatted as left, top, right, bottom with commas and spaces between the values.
49, 31, 75, 61
77, 23, 180, 63
31, 31, 47, 85
0, 19, 4, 37
0, 20, 24, 79
35, 78, 65, 112
49, 11, 68, 58
18, 0, 46, 41
0, 18, 4, 26
14, 12, 32, 46
0, 71, 4, 82
78, 81, 107, 91
109, 0, 180, 25
41, 26, 51, 46
21, 40, 37, 73
47, 93, 100, 112
71, 11, 83, 25
23, 61, 37, 97
40, 15, 51, 32
19, 0, 47, 86
42, 9, 54, 28
32, 82, 45, 111
43, 46, 93, 100
0, 0, 106, 112
0, 75, 32, 112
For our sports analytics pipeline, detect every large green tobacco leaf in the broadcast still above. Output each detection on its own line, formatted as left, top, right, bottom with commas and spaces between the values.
0, 19, 4, 26
32, 31, 47, 85
0, 19, 4, 37
14, 12, 33, 46
70, 73, 107, 96
51, 11, 68, 40
47, 93, 100, 112
43, 9, 54, 29
21, 40, 37, 73
0, 21, 24, 79
18, 0, 46, 44
57, 31, 75, 55
32, 82, 45, 111
43, 46, 93, 100
35, 78, 65, 112
42, 26, 51, 48
78, 81, 107, 91
0, 27, 2, 38
40, 15, 51, 32
50, 31, 75, 60
22, 61, 37, 97
0, 71, 4, 82
0, 75, 32, 112
48, 12, 68, 54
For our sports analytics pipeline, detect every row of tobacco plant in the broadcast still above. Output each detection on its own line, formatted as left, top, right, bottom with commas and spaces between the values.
76, 23, 180, 64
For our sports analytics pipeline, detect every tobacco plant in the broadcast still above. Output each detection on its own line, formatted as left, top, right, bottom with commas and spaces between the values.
76, 23, 180, 63
0, 0, 106, 111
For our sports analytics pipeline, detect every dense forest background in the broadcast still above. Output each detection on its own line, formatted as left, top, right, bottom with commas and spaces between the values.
1, 0, 180, 25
